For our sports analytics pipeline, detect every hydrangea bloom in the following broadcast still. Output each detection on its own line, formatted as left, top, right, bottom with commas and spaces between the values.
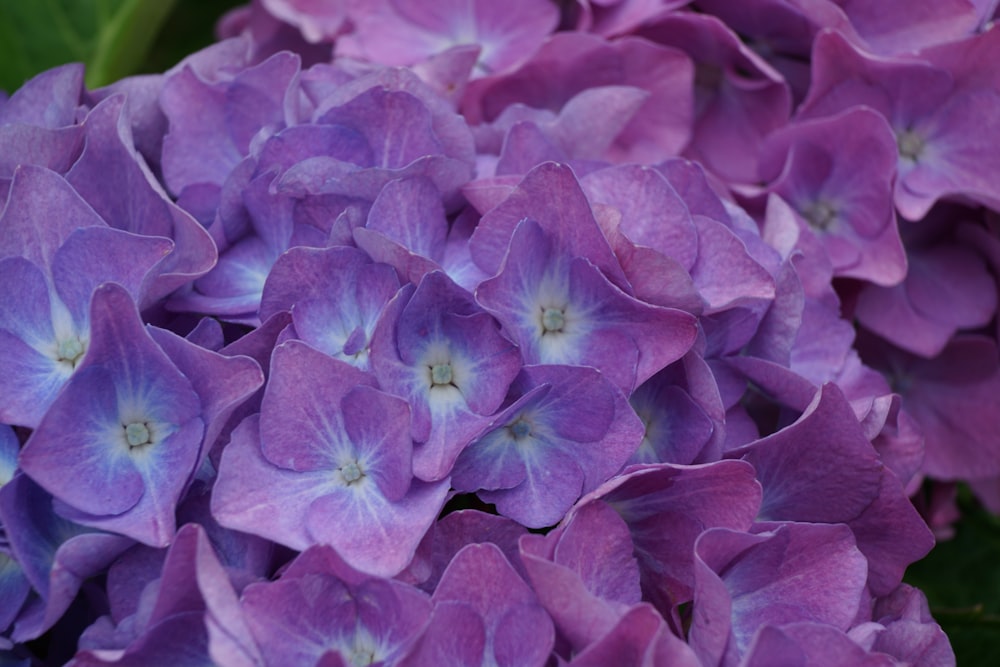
7, 0, 1000, 663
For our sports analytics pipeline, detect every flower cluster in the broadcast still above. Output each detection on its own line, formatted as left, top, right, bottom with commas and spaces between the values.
3, 0, 999, 665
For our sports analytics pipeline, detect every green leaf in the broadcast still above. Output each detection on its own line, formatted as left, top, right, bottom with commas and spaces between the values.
905, 486, 1000, 664
0, 0, 178, 93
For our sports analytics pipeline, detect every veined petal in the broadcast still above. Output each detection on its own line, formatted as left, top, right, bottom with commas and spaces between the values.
20, 366, 143, 516
260, 340, 377, 472
305, 475, 449, 578
20, 284, 202, 544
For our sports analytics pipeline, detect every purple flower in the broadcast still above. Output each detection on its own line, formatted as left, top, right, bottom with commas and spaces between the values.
0, 2, 984, 660
452, 364, 644, 527
338, 0, 559, 77
627, 364, 717, 466
0, 425, 17, 491
690, 523, 869, 666
213, 340, 449, 577
564, 604, 700, 667
855, 215, 997, 358
573, 460, 762, 618
70, 524, 258, 667
757, 107, 907, 286
477, 218, 697, 393
800, 29, 1000, 220
465, 32, 693, 165
864, 584, 956, 666
402, 508, 528, 592
860, 332, 1000, 480
260, 245, 401, 370
17, 285, 202, 545
729, 383, 934, 595
160, 50, 300, 211
352, 175, 482, 287
0, 165, 173, 428
0, 474, 132, 642
634, 11, 792, 184
569, 0, 692, 37
18, 284, 261, 546
400, 543, 554, 666
259, 0, 349, 43
371, 271, 522, 481
739, 622, 897, 667
828, 0, 984, 55
240, 546, 431, 666
519, 500, 643, 653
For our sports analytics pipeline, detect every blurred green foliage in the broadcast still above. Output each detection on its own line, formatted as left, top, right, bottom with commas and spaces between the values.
906, 486, 1000, 664
0, 0, 243, 93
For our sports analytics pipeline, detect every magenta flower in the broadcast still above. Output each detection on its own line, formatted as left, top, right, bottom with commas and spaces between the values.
757, 106, 907, 286
800, 29, 1000, 220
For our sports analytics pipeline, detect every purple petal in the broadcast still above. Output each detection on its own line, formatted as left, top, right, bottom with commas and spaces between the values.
691, 524, 868, 663
20, 365, 144, 515
305, 475, 449, 578
212, 415, 325, 552
397, 602, 486, 667
470, 162, 628, 287
259, 340, 377, 472
51, 226, 173, 321
20, 284, 203, 545
433, 543, 553, 666
0, 165, 105, 269
0, 64, 83, 128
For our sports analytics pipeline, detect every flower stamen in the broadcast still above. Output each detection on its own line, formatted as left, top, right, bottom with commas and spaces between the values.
338, 460, 365, 485
430, 362, 454, 386
540, 307, 566, 334
123, 421, 152, 449
897, 128, 925, 163
802, 200, 837, 231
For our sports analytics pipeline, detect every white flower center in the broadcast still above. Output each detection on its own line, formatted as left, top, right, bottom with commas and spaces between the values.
897, 128, 925, 162
349, 647, 376, 667
430, 362, 454, 386
124, 421, 152, 448
802, 200, 837, 231
507, 417, 532, 441
339, 460, 364, 485
541, 307, 566, 333
56, 336, 87, 369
